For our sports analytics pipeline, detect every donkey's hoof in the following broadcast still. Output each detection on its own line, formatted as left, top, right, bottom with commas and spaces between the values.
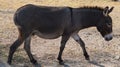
7, 61, 11, 65
34, 63, 41, 67
59, 61, 65, 65
84, 54, 90, 61
31, 59, 38, 65
85, 57, 90, 61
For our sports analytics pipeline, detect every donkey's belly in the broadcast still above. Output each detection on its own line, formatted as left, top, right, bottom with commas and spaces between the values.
33, 30, 63, 39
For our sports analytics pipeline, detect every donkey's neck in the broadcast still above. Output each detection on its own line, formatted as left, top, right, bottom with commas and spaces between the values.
72, 8, 103, 30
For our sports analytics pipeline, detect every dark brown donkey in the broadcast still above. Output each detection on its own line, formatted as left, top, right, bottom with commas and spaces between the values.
7, 4, 114, 66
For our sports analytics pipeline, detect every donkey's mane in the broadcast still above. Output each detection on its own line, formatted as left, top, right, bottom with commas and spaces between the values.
77, 6, 104, 11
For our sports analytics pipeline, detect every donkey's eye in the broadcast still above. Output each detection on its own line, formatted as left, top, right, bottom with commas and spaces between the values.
106, 23, 111, 27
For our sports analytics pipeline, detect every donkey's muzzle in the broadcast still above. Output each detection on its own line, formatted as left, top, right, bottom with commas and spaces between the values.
104, 33, 113, 41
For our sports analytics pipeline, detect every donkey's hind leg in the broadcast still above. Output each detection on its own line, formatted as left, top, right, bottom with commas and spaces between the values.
72, 33, 90, 60
7, 28, 31, 64
24, 36, 38, 65
7, 38, 24, 64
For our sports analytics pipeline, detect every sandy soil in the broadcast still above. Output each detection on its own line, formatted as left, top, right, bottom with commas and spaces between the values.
0, 0, 120, 67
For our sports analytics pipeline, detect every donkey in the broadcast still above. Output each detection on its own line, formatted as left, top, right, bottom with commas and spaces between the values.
7, 4, 114, 65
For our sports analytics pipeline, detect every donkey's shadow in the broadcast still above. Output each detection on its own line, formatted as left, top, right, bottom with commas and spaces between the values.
60, 60, 104, 67
34, 62, 70, 67
88, 60, 105, 67
55, 59, 104, 67
53, 60, 104, 67
62, 60, 104, 67
63, 63, 70, 67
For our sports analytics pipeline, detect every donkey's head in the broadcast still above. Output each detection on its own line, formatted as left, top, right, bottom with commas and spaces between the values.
97, 6, 114, 41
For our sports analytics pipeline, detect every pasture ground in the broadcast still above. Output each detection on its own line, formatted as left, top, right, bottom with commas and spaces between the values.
0, 0, 120, 67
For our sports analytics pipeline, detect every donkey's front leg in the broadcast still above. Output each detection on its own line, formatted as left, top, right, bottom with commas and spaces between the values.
57, 35, 70, 65
72, 33, 90, 60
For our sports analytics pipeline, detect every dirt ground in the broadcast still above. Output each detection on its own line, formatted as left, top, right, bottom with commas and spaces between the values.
0, 0, 120, 67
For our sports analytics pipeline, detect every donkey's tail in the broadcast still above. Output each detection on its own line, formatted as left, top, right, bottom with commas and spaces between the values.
13, 11, 23, 40
13, 11, 22, 29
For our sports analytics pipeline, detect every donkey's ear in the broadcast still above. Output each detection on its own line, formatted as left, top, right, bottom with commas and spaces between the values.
108, 7, 114, 14
104, 6, 109, 10
103, 6, 109, 16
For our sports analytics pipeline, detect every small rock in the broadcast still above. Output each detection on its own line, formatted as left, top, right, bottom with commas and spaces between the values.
114, 55, 120, 60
